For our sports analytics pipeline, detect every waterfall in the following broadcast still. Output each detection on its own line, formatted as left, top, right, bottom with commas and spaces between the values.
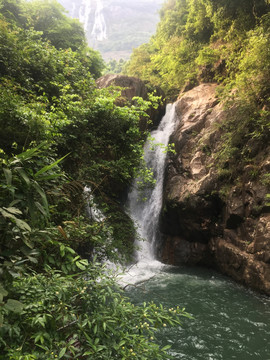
78, 0, 92, 32
84, 186, 105, 222
120, 104, 177, 285
66, 0, 107, 41
91, 0, 107, 41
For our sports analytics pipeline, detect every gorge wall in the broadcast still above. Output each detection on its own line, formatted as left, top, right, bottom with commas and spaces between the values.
160, 84, 270, 295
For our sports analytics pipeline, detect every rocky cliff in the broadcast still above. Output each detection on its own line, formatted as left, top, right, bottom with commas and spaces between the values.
160, 83, 270, 295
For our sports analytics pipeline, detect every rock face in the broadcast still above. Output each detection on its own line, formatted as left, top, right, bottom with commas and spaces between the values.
96, 74, 165, 130
160, 83, 270, 295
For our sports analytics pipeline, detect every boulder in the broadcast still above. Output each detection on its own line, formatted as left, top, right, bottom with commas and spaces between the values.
96, 74, 148, 99
96, 74, 165, 130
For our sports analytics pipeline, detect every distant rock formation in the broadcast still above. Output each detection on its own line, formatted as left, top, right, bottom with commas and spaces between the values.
160, 83, 270, 295
58, 0, 163, 60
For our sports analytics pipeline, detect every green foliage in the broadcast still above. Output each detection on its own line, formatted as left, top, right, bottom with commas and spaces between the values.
0, 146, 65, 287
125, 0, 270, 193
0, 146, 185, 360
23, 0, 85, 51
214, 15, 270, 179
0, 263, 190, 359
0, 4, 103, 94
0, 3, 191, 359
56, 89, 151, 198
0, 0, 153, 261
0, 144, 186, 358
125, 0, 270, 96
196, 46, 219, 66
105, 58, 127, 75
0, 146, 64, 226
0, 0, 26, 25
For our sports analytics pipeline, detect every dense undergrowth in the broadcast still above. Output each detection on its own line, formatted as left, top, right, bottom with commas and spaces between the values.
0, 0, 191, 359
125, 0, 270, 190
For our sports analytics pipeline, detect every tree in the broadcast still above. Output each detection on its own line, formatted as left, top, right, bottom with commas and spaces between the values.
23, 0, 86, 51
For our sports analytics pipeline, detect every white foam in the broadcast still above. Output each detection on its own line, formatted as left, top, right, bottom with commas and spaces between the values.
116, 104, 177, 286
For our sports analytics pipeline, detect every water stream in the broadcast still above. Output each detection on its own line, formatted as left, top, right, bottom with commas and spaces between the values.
119, 103, 177, 286
91, 0, 107, 41
121, 104, 270, 359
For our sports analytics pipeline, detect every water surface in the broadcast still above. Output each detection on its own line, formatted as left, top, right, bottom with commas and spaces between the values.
127, 266, 270, 360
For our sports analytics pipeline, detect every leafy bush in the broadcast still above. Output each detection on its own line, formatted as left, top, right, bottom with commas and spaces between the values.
125, 0, 270, 96
214, 15, 270, 180
0, 262, 190, 360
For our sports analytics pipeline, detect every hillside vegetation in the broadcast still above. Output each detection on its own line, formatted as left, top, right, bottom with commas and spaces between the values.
125, 0, 270, 187
0, 1, 189, 359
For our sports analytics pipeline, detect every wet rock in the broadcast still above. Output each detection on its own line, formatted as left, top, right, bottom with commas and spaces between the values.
162, 236, 212, 266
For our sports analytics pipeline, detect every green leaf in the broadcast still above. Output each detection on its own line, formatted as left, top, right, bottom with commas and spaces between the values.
35, 201, 47, 216
34, 332, 45, 344
59, 348, 67, 359
83, 330, 93, 343
0, 207, 31, 231
0, 284, 8, 303
16, 147, 40, 161
79, 259, 89, 266
16, 167, 31, 186
32, 182, 49, 216
4, 299, 24, 313
9, 199, 22, 207
34, 154, 69, 177
27, 256, 38, 264
3, 207, 22, 216
76, 261, 86, 271
65, 247, 76, 254
37, 174, 62, 181
0, 207, 17, 219
161, 345, 171, 351
83, 351, 94, 356
3, 168, 12, 186
14, 218, 31, 232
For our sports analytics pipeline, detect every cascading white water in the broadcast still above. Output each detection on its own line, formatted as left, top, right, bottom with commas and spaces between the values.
78, 0, 92, 32
91, 0, 107, 41
67, 0, 107, 41
84, 186, 105, 222
119, 104, 177, 286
